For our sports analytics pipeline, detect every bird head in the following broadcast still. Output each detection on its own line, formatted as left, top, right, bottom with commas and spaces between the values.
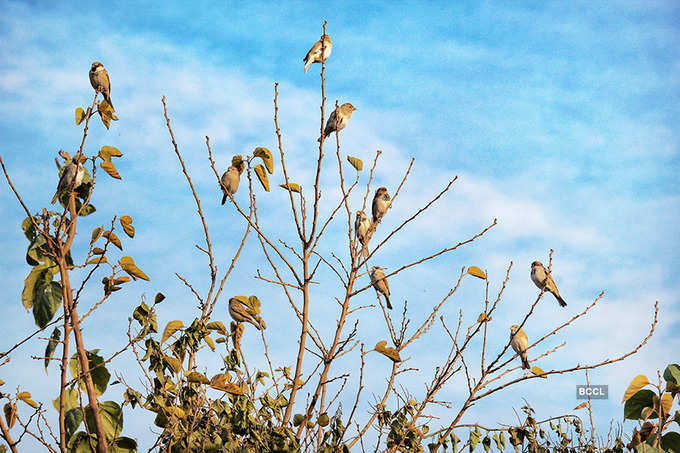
370, 266, 383, 274
341, 103, 357, 114
91, 62, 103, 72
356, 211, 367, 221
510, 325, 521, 335
531, 261, 543, 268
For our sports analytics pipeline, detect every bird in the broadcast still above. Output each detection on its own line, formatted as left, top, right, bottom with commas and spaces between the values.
319, 103, 356, 142
510, 325, 530, 369
229, 297, 266, 330
372, 187, 391, 223
51, 157, 85, 204
89, 62, 113, 109
355, 211, 371, 257
303, 34, 332, 73
531, 261, 567, 307
370, 266, 392, 309
220, 166, 240, 204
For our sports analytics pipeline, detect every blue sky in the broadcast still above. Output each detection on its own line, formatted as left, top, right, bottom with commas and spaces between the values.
1, 0, 678, 450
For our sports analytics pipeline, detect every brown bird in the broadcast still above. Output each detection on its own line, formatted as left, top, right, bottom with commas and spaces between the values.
220, 166, 240, 204
531, 261, 567, 307
89, 62, 113, 109
510, 325, 530, 369
303, 34, 332, 73
372, 187, 391, 223
355, 210, 371, 257
319, 103, 356, 142
229, 297, 266, 330
370, 266, 392, 309
51, 157, 85, 204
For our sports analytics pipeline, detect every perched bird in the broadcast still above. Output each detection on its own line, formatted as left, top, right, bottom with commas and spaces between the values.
303, 34, 332, 73
89, 62, 113, 109
319, 103, 356, 142
220, 166, 240, 204
509, 325, 530, 370
229, 297, 266, 330
372, 187, 391, 223
51, 157, 85, 204
370, 266, 392, 309
531, 261, 567, 307
355, 211, 371, 257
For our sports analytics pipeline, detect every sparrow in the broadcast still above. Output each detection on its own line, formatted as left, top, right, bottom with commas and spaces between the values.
531, 261, 567, 307
220, 165, 240, 204
229, 297, 266, 330
51, 157, 85, 204
89, 62, 113, 109
370, 266, 392, 309
319, 103, 356, 142
510, 325, 530, 370
303, 34, 332, 73
372, 187, 391, 223
355, 210, 371, 257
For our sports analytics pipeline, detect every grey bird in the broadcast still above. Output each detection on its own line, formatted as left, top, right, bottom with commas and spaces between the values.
220, 166, 240, 204
531, 261, 567, 307
229, 297, 266, 330
319, 103, 356, 142
370, 266, 392, 309
372, 187, 391, 223
89, 62, 113, 109
510, 325, 530, 369
51, 157, 85, 204
303, 34, 332, 73
355, 210, 371, 257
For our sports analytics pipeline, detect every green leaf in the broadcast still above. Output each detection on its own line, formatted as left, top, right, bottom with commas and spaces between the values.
22, 263, 55, 310
469, 428, 481, 451
53, 388, 79, 413
624, 389, 657, 420
293, 414, 304, 427
78, 204, 96, 217
662, 431, 680, 453
161, 320, 184, 344
33, 280, 62, 328
206, 321, 227, 335
65, 408, 83, 443
111, 437, 137, 453
21, 216, 36, 241
347, 155, 363, 171
26, 235, 50, 266
85, 401, 122, 442
664, 364, 680, 385
70, 350, 110, 396
44, 327, 61, 372
482, 435, 491, 452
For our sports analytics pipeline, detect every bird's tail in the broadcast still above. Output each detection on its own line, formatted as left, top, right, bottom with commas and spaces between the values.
556, 293, 567, 307
221, 193, 227, 205
521, 354, 530, 370
104, 93, 114, 110
51, 192, 59, 204
360, 246, 369, 257
304, 59, 311, 73
385, 295, 392, 310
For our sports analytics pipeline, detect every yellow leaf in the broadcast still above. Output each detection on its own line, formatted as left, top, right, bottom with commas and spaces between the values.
120, 216, 135, 238
102, 230, 122, 250
573, 402, 588, 410
254, 164, 270, 192
206, 321, 227, 335
375, 340, 401, 362
347, 156, 363, 171
98, 146, 122, 162
161, 320, 184, 344
185, 371, 209, 384
279, 183, 301, 193
75, 107, 85, 125
100, 161, 121, 179
0, 379, 4, 386
17, 392, 38, 408
661, 392, 673, 416
210, 373, 232, 389
119, 256, 150, 281
531, 366, 547, 378
623, 375, 650, 402
467, 266, 487, 279
253, 147, 274, 174
97, 101, 113, 129
163, 356, 182, 374
204, 336, 215, 351
172, 406, 186, 419
86, 256, 107, 265
90, 226, 103, 245
113, 276, 130, 285
92, 247, 105, 255
222, 383, 245, 395
477, 312, 492, 323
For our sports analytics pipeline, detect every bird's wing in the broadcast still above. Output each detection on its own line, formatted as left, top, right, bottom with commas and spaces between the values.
304, 40, 321, 62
